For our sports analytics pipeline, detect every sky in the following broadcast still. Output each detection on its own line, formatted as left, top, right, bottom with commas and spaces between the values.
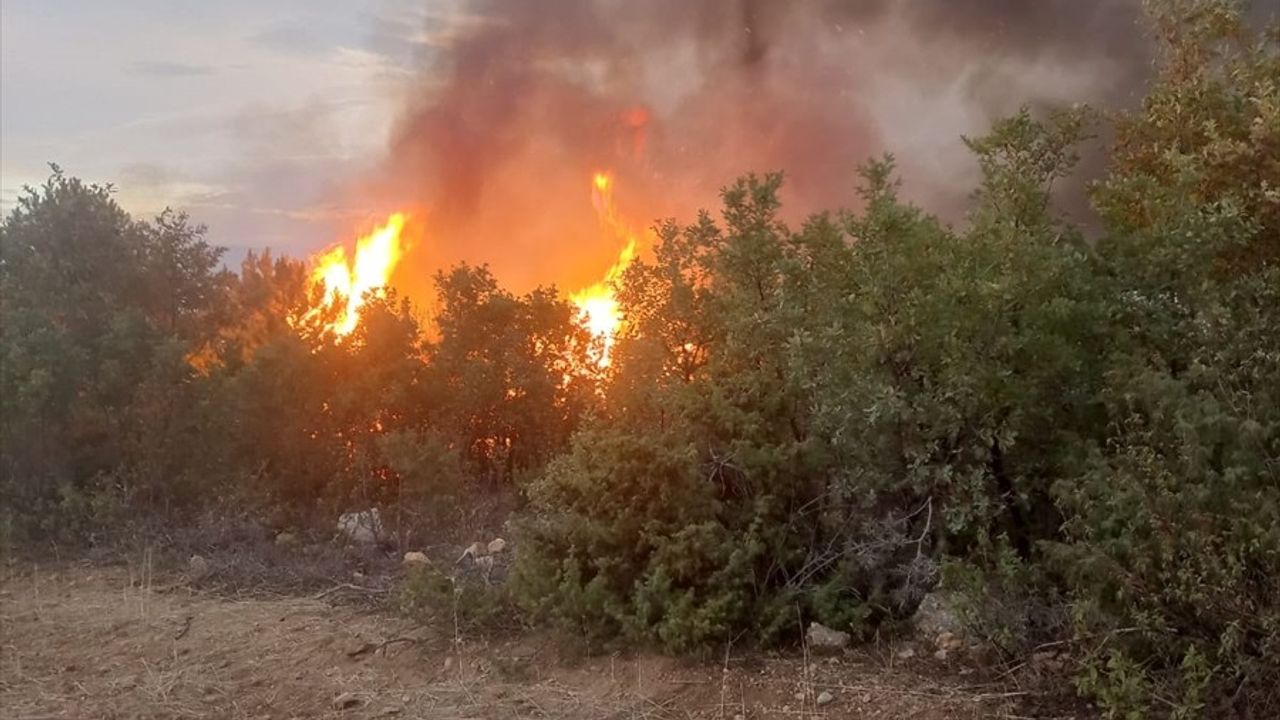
1, 0, 450, 259
11, 1, 1267, 278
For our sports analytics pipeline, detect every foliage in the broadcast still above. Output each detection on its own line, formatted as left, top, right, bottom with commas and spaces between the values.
1, 1, 1276, 716
0, 168, 231, 542
1047, 4, 1280, 713
398, 562, 520, 633
425, 265, 598, 484
515, 174, 930, 650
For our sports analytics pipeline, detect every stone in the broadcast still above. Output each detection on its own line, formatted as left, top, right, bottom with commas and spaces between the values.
487, 537, 508, 554
336, 508, 383, 545
334, 692, 362, 710
933, 648, 949, 661
1031, 650, 1058, 666
816, 690, 835, 706
805, 622, 850, 651
188, 554, 210, 581
275, 532, 299, 547
914, 591, 965, 644
457, 541, 486, 563
402, 551, 430, 566
1031, 650, 1066, 672
896, 646, 916, 660
935, 630, 962, 651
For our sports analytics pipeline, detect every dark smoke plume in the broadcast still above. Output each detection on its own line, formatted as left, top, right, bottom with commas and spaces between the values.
372, 0, 1159, 294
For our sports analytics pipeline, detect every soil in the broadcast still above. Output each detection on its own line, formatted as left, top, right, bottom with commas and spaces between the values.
0, 559, 1086, 719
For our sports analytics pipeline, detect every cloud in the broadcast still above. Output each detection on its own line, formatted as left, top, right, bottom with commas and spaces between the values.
128, 60, 216, 77
248, 21, 335, 57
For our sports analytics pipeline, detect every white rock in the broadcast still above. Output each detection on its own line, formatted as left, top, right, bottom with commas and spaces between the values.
275, 532, 299, 547
816, 690, 834, 706
336, 508, 383, 545
896, 647, 916, 660
457, 541, 486, 562
402, 551, 430, 566
914, 592, 965, 644
487, 537, 508, 554
806, 622, 850, 651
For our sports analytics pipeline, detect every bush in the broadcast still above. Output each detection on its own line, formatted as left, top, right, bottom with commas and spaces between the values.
1050, 275, 1280, 717
398, 562, 519, 634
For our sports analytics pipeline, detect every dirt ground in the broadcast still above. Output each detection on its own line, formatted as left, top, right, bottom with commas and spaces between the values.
0, 561, 1085, 719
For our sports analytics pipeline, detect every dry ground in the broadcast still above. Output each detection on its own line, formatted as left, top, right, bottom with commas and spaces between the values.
0, 560, 1084, 719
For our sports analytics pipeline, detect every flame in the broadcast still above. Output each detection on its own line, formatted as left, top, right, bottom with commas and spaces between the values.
571, 172, 638, 366
305, 213, 406, 336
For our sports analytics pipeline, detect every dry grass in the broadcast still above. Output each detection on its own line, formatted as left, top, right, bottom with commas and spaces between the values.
0, 556, 1087, 719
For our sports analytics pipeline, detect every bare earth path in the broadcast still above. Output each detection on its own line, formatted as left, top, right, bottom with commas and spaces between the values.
0, 564, 1057, 719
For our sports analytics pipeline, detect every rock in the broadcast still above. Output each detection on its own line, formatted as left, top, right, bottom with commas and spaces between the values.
816, 690, 835, 706
914, 591, 965, 644
336, 508, 384, 545
1031, 650, 1058, 665
188, 554, 210, 581
457, 541, 486, 563
794, 692, 805, 702
334, 692, 362, 710
275, 532, 298, 548
476, 555, 496, 583
933, 648, 949, 661
935, 630, 962, 651
805, 622, 850, 651
487, 537, 508, 554
896, 646, 916, 660
733, 714, 745, 720
345, 638, 374, 657
402, 551, 430, 566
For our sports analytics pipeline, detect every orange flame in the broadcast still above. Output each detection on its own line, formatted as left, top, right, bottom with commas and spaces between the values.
305, 213, 406, 336
571, 172, 638, 365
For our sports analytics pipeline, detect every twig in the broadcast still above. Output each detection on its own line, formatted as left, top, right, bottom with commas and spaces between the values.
346, 636, 420, 658
310, 583, 388, 600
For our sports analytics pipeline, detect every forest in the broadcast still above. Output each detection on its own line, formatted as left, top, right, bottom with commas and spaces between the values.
2, 2, 1277, 718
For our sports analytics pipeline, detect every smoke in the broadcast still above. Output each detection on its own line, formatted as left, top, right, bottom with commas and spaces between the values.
370, 0, 1155, 294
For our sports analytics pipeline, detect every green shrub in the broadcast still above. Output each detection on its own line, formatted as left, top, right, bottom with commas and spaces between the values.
398, 562, 519, 633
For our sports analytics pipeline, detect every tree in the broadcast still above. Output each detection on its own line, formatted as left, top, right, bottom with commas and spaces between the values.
1050, 3, 1280, 714
1, 169, 231, 538
425, 264, 596, 484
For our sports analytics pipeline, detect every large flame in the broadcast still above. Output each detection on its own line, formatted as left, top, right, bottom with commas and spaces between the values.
305, 213, 406, 336
571, 172, 638, 365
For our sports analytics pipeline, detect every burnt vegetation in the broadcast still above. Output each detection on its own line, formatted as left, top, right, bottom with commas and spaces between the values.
2, 2, 1278, 718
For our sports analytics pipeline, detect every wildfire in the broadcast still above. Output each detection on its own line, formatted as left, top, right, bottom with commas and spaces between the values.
571, 172, 639, 365
305, 213, 406, 337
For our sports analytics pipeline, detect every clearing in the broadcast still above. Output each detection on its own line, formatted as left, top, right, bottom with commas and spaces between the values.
0, 562, 1078, 719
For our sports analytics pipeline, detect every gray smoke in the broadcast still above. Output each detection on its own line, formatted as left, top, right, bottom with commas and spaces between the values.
371, 0, 1160, 292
